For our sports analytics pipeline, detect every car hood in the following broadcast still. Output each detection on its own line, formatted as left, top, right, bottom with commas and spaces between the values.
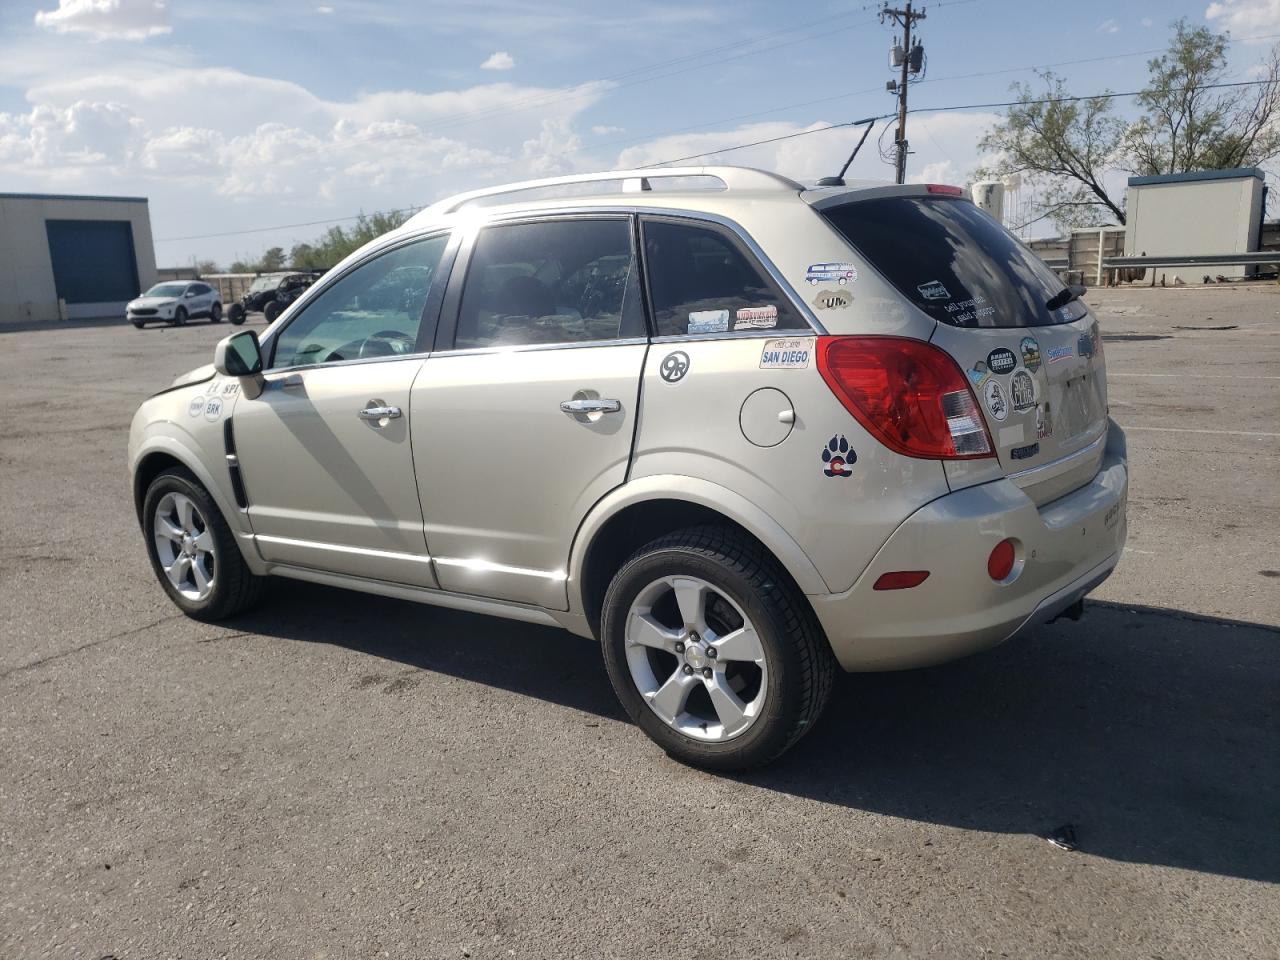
170, 363, 215, 389
131, 296, 177, 309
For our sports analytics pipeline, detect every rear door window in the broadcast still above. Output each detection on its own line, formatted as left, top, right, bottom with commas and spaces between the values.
641, 217, 808, 337
821, 197, 1087, 328
454, 218, 645, 349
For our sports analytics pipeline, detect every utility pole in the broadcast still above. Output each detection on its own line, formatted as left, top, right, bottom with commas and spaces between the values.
881, 2, 926, 184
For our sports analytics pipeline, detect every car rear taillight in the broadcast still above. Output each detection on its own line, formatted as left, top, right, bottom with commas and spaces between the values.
816, 336, 994, 459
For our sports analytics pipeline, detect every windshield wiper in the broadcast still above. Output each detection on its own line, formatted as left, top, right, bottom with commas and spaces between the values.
1046, 284, 1086, 312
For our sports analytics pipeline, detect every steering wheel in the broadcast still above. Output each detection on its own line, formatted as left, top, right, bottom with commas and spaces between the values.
357, 329, 414, 359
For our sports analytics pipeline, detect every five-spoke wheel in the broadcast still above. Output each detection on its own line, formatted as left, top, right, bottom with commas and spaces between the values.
152, 491, 216, 601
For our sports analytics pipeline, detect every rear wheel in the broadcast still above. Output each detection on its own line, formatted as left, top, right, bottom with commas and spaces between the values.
600, 525, 835, 771
263, 300, 282, 323
142, 468, 264, 621
210, 301, 222, 323
172, 307, 187, 326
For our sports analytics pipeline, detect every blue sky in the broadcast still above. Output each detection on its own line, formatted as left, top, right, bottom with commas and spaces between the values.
3, 0, 1277, 265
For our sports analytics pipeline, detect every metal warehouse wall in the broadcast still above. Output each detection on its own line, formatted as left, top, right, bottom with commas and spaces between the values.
0, 194, 158, 325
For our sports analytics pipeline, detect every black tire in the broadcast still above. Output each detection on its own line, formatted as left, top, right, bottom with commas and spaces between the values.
173, 307, 188, 326
210, 301, 223, 323
263, 300, 282, 323
132, 319, 145, 329
228, 303, 246, 325
142, 467, 265, 621
600, 525, 836, 771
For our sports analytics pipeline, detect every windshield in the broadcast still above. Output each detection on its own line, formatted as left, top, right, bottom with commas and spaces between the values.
248, 276, 281, 292
143, 283, 189, 298
821, 197, 1087, 328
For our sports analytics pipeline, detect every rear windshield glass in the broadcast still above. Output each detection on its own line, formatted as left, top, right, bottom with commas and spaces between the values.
821, 197, 1086, 328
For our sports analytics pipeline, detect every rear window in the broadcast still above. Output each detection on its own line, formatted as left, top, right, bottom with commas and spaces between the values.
821, 197, 1086, 328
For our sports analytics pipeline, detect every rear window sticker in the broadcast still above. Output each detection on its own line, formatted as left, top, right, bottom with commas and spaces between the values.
806, 262, 857, 285
812, 288, 853, 310
760, 337, 813, 369
1009, 370, 1036, 412
862, 297, 910, 332
1046, 344, 1074, 364
986, 347, 1017, 374
1010, 441, 1040, 461
821, 434, 856, 477
916, 280, 950, 301
966, 361, 991, 389
998, 423, 1025, 447
735, 305, 778, 329
1020, 336, 1042, 372
1077, 328, 1097, 358
188, 396, 205, 418
983, 379, 1008, 421
659, 350, 690, 383
203, 396, 224, 422
943, 294, 994, 326
1035, 402, 1053, 439
688, 309, 729, 334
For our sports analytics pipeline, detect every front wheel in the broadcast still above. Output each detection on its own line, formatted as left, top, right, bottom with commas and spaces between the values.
228, 303, 245, 325
172, 307, 187, 326
600, 526, 835, 771
142, 468, 264, 621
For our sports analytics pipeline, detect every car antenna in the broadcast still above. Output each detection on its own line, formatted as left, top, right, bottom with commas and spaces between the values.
816, 119, 878, 188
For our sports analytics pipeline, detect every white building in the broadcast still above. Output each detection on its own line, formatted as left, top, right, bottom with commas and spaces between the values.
0, 192, 158, 325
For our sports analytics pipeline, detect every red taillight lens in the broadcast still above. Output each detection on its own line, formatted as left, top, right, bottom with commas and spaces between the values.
873, 570, 931, 590
926, 183, 966, 196
816, 336, 994, 459
988, 539, 1016, 581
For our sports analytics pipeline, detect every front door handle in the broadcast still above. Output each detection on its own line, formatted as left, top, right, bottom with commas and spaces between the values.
559, 398, 621, 414
359, 403, 402, 423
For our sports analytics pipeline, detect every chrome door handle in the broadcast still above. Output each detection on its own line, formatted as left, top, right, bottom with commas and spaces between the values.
559, 398, 621, 414
359, 404, 402, 420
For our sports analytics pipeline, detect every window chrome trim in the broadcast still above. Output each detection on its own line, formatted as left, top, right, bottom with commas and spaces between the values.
261, 351, 432, 378
429, 336, 649, 359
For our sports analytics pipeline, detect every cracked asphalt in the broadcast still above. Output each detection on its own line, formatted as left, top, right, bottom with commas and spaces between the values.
2, 286, 1278, 959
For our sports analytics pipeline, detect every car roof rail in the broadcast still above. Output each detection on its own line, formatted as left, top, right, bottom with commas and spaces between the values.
420, 165, 804, 217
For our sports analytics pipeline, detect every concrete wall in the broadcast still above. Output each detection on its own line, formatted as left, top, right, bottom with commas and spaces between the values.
1124, 169, 1264, 283
0, 194, 157, 325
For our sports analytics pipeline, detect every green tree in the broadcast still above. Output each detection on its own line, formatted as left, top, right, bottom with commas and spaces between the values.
977, 21, 1280, 230
259, 246, 286, 271
195, 259, 220, 276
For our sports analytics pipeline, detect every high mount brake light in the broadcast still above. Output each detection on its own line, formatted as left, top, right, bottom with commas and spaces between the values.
816, 336, 994, 460
926, 183, 966, 197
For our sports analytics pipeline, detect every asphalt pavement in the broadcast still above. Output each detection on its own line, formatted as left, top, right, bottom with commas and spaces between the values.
1, 288, 1277, 959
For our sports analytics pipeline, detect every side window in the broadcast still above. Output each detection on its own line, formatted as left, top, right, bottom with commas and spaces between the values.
454, 218, 644, 349
270, 234, 449, 369
642, 218, 807, 337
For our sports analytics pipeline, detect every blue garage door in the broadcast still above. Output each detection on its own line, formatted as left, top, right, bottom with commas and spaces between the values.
45, 219, 140, 304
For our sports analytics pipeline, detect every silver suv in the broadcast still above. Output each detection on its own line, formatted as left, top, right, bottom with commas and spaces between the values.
128, 167, 1128, 770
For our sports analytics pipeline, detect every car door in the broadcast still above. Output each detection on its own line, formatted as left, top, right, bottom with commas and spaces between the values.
412, 215, 648, 609
231, 232, 454, 587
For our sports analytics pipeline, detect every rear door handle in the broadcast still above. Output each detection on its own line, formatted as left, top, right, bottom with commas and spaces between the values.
559, 398, 621, 414
359, 403, 402, 421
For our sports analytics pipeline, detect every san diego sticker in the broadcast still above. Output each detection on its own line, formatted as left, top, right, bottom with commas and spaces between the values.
983, 379, 1009, 422
805, 262, 857, 285
759, 337, 813, 369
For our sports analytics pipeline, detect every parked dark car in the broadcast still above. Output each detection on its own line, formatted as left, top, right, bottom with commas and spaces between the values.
227, 271, 324, 325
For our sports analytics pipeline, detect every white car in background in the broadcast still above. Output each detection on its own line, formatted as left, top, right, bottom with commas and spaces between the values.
127, 281, 223, 328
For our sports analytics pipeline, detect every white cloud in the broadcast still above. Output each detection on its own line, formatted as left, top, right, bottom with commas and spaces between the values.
1097, 18, 1121, 34
480, 51, 515, 71
591, 125, 625, 135
1206, 0, 1280, 39
1141, 17, 1154, 27
34, 0, 170, 41
316, 4, 334, 11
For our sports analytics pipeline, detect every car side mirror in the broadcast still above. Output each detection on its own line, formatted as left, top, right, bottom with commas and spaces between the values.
185, 290, 197, 298
214, 331, 265, 399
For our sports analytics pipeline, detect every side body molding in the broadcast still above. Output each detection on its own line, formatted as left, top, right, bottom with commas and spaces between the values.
566, 474, 833, 616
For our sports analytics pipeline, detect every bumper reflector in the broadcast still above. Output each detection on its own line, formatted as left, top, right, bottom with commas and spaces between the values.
873, 570, 931, 590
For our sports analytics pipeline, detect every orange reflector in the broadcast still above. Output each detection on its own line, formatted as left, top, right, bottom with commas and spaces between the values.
988, 539, 1016, 581
873, 570, 930, 591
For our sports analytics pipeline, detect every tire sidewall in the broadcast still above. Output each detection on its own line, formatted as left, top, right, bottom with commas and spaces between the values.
173, 307, 187, 326
211, 302, 222, 322
600, 543, 806, 769
142, 470, 237, 620
229, 303, 245, 325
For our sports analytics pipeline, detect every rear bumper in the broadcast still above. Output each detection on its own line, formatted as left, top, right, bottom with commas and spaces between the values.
812, 421, 1128, 671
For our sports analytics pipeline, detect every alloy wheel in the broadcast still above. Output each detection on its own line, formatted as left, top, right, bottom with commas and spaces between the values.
153, 491, 216, 601
624, 575, 768, 742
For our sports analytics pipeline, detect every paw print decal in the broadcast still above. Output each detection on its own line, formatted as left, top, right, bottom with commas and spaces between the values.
822, 435, 856, 478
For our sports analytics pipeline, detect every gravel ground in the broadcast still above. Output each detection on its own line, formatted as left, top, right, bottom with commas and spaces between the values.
1, 287, 1277, 959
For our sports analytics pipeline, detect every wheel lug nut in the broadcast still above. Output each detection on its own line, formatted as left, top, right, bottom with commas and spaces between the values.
682, 665, 693, 676
674, 642, 685, 654
702, 667, 713, 679
706, 647, 717, 659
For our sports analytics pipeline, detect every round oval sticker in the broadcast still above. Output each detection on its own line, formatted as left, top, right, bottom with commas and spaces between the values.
987, 347, 1017, 375
983, 379, 1009, 422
